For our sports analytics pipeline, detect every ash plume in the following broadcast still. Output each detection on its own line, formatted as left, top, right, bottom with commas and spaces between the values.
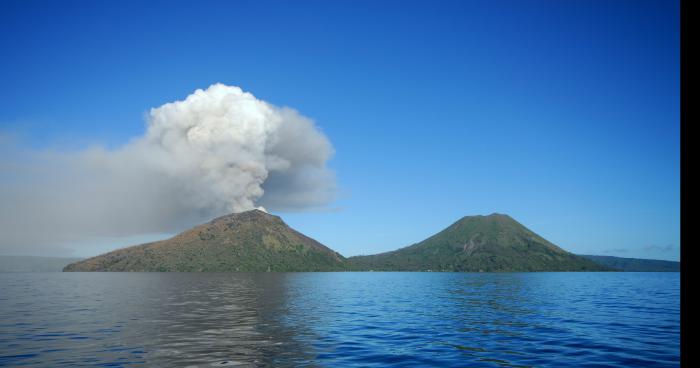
0, 84, 335, 255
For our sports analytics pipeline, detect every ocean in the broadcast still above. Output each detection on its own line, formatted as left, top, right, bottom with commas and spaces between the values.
0, 272, 679, 367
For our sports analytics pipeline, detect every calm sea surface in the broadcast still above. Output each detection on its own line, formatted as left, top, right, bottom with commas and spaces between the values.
0, 272, 679, 367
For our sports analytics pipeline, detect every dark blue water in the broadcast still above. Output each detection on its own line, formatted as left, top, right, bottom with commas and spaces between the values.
0, 272, 679, 367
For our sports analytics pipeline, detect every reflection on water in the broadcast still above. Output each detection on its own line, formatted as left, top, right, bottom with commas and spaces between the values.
0, 273, 314, 367
0, 272, 679, 367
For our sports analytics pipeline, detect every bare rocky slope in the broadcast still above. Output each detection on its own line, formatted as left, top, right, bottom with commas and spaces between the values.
64, 210, 345, 272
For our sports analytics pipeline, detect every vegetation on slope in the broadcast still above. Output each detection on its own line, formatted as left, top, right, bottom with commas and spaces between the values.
348, 214, 608, 272
64, 211, 622, 273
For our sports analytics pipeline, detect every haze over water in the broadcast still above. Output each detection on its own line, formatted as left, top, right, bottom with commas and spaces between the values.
0, 272, 679, 367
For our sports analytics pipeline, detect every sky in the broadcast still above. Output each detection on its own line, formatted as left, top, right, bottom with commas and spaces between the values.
0, 0, 680, 261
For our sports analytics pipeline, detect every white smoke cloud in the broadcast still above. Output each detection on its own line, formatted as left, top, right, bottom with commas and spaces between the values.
0, 84, 335, 255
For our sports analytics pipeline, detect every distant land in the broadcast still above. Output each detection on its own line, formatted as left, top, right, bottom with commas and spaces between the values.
578, 255, 680, 272
58, 209, 676, 273
0, 211, 657, 273
0, 256, 83, 272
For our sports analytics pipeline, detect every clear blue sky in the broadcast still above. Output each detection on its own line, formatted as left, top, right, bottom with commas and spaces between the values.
0, 0, 680, 260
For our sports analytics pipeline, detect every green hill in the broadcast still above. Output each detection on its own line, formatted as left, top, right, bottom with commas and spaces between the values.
64, 211, 616, 273
348, 213, 608, 272
579, 255, 679, 272
64, 210, 345, 272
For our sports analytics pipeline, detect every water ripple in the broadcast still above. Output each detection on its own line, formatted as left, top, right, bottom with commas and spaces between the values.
0, 272, 679, 367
